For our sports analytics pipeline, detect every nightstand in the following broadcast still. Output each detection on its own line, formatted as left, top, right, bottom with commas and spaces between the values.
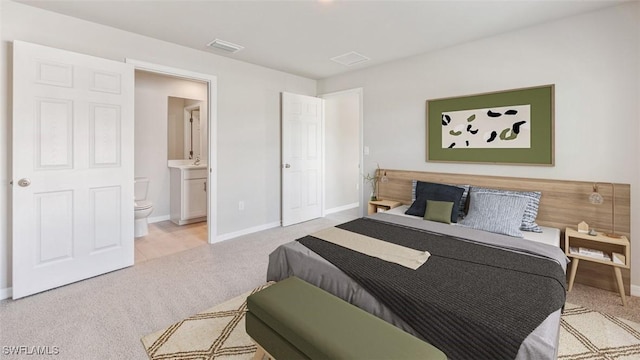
565, 227, 630, 306
368, 200, 402, 215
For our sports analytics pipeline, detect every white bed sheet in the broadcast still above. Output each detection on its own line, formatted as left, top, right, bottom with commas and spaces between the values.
382, 204, 561, 247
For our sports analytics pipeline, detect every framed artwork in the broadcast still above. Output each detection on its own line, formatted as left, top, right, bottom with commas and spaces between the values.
426, 84, 554, 166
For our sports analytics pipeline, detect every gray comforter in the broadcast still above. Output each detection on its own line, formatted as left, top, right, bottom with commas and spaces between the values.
267, 213, 569, 360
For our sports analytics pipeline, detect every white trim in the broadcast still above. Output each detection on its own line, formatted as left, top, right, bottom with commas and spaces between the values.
325, 202, 359, 215
215, 221, 281, 243
631, 284, 640, 297
148, 215, 170, 224
0, 287, 12, 300
125, 59, 211, 82
321, 97, 326, 217
320, 88, 364, 216
321, 87, 364, 98
126, 59, 218, 245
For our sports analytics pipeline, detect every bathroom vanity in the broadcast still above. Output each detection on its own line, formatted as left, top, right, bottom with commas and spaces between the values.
169, 163, 207, 225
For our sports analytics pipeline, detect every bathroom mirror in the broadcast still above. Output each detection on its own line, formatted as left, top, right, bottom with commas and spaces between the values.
167, 96, 206, 160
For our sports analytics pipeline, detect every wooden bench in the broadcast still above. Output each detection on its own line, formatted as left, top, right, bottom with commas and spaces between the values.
246, 276, 446, 360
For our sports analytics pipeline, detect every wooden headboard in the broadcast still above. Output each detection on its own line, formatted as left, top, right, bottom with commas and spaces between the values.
376, 169, 631, 294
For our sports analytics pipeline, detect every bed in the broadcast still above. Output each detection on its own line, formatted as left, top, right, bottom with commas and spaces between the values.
267, 175, 575, 359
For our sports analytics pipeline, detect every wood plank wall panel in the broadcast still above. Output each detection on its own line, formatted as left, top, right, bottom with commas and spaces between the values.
376, 169, 631, 294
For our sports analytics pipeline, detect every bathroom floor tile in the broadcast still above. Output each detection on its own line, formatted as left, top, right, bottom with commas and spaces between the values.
134, 248, 148, 263
134, 221, 208, 264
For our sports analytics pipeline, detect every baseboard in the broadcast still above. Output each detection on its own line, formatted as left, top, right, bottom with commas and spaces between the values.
0, 287, 12, 300
325, 202, 359, 215
215, 221, 281, 243
631, 284, 640, 297
148, 215, 170, 224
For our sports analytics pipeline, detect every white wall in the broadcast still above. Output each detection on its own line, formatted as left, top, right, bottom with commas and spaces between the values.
135, 71, 207, 221
0, 1, 316, 295
323, 91, 360, 211
318, 3, 640, 290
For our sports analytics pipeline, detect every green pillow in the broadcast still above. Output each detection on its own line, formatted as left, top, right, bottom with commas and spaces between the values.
424, 200, 454, 224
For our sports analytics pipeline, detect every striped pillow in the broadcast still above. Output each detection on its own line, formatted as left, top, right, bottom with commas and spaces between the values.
469, 187, 542, 232
460, 192, 529, 237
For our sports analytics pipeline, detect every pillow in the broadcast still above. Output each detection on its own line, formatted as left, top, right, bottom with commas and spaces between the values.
469, 187, 542, 232
424, 200, 454, 224
412, 180, 469, 219
459, 192, 528, 237
405, 181, 464, 223
457, 184, 470, 217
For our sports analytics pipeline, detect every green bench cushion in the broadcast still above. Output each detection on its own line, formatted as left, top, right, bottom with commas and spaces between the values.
246, 276, 446, 360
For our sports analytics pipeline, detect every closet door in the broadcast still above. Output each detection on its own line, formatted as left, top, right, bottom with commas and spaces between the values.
281, 92, 323, 226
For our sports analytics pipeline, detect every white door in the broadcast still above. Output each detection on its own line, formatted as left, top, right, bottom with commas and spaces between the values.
12, 41, 134, 299
281, 92, 324, 226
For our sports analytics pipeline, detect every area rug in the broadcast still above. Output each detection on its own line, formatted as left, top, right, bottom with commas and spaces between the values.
559, 303, 640, 359
142, 284, 640, 360
141, 283, 273, 360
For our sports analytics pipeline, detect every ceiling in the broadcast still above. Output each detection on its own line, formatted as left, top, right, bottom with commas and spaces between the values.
17, 0, 626, 80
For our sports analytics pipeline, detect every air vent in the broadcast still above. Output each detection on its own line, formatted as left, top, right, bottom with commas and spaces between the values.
330, 51, 370, 66
207, 39, 244, 53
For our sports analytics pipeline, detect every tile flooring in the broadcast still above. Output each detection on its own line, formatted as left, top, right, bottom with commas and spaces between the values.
134, 220, 208, 264
133, 208, 360, 265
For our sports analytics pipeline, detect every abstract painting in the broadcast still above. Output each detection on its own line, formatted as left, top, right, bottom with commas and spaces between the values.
427, 85, 554, 165
442, 104, 531, 149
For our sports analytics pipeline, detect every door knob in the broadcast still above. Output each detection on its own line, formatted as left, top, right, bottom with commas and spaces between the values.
17, 178, 31, 187
284, 164, 291, 168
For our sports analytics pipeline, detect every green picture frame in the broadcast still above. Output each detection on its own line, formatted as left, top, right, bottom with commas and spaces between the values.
426, 84, 554, 166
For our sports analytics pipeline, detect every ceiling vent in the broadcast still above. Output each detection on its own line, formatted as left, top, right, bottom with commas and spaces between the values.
330, 51, 370, 66
207, 39, 244, 53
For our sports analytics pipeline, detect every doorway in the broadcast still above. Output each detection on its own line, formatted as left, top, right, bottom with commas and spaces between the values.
127, 59, 218, 245
321, 88, 363, 216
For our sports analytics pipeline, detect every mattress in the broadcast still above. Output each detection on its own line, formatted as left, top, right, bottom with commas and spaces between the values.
267, 212, 568, 360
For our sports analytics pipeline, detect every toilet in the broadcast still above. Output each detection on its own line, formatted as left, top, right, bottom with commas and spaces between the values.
134, 177, 154, 238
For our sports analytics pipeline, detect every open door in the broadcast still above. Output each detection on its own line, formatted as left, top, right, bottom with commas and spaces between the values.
12, 41, 135, 298
281, 92, 323, 226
